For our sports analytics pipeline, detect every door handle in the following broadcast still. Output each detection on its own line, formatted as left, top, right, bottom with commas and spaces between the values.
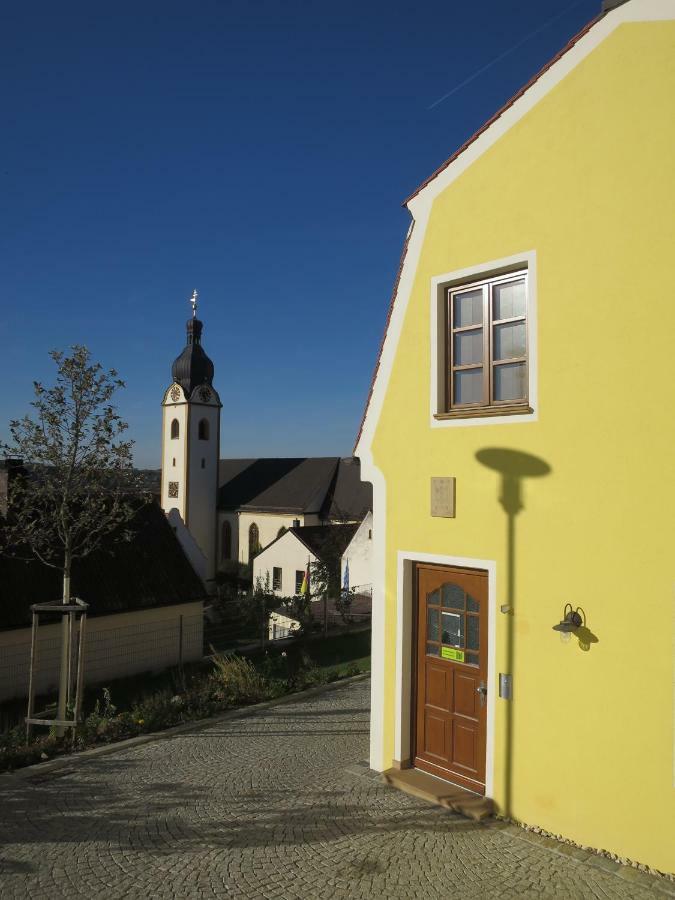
476, 682, 487, 707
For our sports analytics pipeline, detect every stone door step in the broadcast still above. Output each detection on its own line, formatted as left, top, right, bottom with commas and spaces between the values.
382, 767, 495, 821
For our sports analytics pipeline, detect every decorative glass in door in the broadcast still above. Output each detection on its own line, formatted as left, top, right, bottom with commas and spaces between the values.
426, 582, 480, 665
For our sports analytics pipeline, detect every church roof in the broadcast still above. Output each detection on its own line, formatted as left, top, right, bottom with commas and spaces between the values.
0, 501, 206, 631
218, 457, 372, 518
320, 456, 372, 521
171, 317, 214, 396
218, 457, 338, 514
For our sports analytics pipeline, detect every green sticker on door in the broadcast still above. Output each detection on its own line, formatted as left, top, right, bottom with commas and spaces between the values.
441, 647, 465, 662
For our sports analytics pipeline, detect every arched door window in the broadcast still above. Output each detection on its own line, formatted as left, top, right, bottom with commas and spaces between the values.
248, 522, 260, 561
170, 419, 179, 439
221, 521, 232, 560
198, 418, 209, 440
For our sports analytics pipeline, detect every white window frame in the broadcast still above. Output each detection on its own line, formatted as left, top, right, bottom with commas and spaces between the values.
430, 251, 538, 428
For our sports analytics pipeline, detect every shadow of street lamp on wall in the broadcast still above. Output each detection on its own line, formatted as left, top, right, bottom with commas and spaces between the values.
475, 447, 551, 818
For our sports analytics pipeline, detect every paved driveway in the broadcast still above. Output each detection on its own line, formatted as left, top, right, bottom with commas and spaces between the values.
0, 679, 668, 899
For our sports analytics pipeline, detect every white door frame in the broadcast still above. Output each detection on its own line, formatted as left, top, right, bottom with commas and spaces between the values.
395, 550, 497, 798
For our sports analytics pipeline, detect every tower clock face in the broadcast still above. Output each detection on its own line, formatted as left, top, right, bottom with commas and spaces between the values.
199, 387, 211, 402
170, 386, 181, 402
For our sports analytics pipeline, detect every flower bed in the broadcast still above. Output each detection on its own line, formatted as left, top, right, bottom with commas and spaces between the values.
0, 648, 367, 773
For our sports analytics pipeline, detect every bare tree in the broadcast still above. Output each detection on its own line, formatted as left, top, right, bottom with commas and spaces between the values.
0, 345, 147, 733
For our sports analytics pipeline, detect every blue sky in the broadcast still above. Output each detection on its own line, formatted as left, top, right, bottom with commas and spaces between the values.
1, 0, 599, 467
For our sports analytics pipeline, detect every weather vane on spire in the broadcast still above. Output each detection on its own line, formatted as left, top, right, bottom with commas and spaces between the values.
189, 289, 198, 318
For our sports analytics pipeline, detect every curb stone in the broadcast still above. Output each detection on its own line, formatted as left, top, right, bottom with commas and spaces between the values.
0, 672, 371, 784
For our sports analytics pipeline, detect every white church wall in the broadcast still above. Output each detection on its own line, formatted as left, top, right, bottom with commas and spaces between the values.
0, 601, 204, 703
239, 511, 307, 564
253, 530, 317, 597
341, 511, 373, 592
186, 398, 220, 581
161, 398, 188, 519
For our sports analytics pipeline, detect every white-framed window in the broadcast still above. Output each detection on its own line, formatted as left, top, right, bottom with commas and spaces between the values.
273, 567, 282, 591
431, 252, 537, 426
447, 270, 528, 412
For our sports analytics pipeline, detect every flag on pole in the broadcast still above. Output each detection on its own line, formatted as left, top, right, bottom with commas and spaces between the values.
342, 559, 350, 596
300, 559, 310, 596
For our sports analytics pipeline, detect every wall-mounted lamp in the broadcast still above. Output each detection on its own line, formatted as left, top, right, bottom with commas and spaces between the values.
552, 604, 583, 643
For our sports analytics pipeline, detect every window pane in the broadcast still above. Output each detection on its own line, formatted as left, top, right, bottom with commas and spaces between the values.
454, 368, 483, 405
453, 329, 483, 366
427, 607, 440, 641
442, 583, 465, 609
494, 362, 527, 401
465, 652, 479, 666
493, 279, 526, 320
453, 289, 483, 327
467, 594, 479, 612
441, 611, 464, 647
427, 588, 440, 606
426, 643, 440, 657
494, 321, 526, 361
467, 615, 479, 651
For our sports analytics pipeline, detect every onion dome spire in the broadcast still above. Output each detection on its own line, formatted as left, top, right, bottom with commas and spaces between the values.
171, 289, 215, 396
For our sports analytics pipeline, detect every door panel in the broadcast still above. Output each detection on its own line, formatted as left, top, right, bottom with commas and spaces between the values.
453, 722, 477, 771
424, 711, 448, 761
414, 564, 488, 793
454, 671, 479, 718
426, 663, 451, 710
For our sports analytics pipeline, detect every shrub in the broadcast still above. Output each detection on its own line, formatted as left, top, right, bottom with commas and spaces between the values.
209, 651, 270, 705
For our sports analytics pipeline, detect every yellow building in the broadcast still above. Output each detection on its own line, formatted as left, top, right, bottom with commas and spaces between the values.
356, 0, 675, 875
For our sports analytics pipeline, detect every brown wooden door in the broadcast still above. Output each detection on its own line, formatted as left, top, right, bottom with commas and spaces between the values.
414, 564, 488, 794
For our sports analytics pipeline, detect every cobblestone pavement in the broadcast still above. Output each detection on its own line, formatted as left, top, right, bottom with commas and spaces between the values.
0, 679, 670, 899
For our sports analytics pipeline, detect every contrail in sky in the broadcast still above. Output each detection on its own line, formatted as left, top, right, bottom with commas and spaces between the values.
428, 0, 589, 110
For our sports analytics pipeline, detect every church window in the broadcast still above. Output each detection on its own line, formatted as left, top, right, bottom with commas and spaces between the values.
170, 419, 179, 439
221, 521, 232, 560
198, 418, 209, 440
172, 458, 176, 467
249, 522, 260, 561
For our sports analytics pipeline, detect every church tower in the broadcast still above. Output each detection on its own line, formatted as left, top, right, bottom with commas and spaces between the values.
161, 291, 221, 586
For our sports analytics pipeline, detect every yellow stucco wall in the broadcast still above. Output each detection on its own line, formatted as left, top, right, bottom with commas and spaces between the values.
370, 22, 675, 873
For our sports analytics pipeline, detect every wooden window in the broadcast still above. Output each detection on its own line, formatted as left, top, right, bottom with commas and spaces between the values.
273, 567, 282, 591
248, 522, 260, 561
170, 419, 179, 439
221, 521, 231, 560
295, 570, 304, 594
198, 418, 209, 440
445, 270, 529, 416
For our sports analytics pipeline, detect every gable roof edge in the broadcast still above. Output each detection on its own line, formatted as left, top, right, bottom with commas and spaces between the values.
354, 0, 674, 460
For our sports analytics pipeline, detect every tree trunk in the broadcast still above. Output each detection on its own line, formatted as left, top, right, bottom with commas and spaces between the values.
56, 552, 72, 737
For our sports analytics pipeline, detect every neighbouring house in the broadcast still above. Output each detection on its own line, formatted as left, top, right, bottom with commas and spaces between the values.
356, 0, 675, 876
340, 510, 373, 598
254, 523, 357, 598
159, 299, 371, 588
0, 499, 206, 704
253, 524, 358, 640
